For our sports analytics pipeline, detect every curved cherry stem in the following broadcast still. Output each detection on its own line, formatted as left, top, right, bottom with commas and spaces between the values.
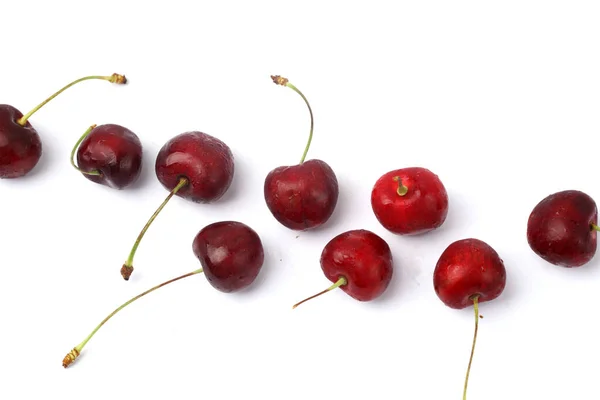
393, 176, 408, 196
17, 74, 127, 126
292, 277, 347, 309
591, 223, 600, 232
271, 75, 314, 164
62, 268, 204, 368
121, 177, 188, 280
463, 295, 480, 400
70, 124, 101, 176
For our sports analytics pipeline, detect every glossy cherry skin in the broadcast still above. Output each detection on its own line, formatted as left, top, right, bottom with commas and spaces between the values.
321, 229, 393, 301
0, 105, 42, 179
264, 159, 339, 230
527, 190, 598, 268
192, 221, 264, 293
155, 131, 234, 203
76, 124, 142, 189
371, 167, 448, 235
433, 238, 506, 310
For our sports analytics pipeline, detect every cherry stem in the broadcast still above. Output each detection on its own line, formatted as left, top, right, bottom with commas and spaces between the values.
70, 124, 101, 176
62, 268, 204, 368
121, 177, 188, 280
393, 176, 408, 196
17, 74, 127, 126
463, 295, 480, 400
292, 276, 347, 309
271, 75, 314, 164
591, 223, 600, 232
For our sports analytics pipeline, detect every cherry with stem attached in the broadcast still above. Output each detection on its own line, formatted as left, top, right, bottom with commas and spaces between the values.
264, 75, 339, 231
293, 229, 393, 308
70, 123, 143, 189
64, 220, 264, 368
120, 131, 235, 280
0, 73, 127, 179
433, 238, 507, 400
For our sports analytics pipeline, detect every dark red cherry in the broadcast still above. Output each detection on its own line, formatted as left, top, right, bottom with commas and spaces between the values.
74, 123, 142, 189
527, 190, 598, 268
264, 75, 339, 231
155, 131, 234, 203
63, 220, 264, 368
192, 221, 265, 293
0, 105, 42, 178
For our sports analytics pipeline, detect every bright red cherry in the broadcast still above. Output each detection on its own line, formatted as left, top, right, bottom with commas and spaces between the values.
371, 167, 448, 235
293, 229, 394, 308
433, 238, 507, 400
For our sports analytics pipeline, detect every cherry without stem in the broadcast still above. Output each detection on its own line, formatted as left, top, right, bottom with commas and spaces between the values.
293, 229, 393, 308
264, 75, 339, 231
70, 123, 143, 189
64, 220, 263, 368
527, 189, 599, 268
433, 238, 507, 400
120, 131, 235, 280
371, 167, 449, 235
0, 73, 126, 179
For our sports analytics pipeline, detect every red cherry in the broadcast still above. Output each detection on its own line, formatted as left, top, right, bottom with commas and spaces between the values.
527, 190, 598, 268
72, 123, 143, 189
192, 221, 265, 293
264, 75, 339, 231
293, 229, 394, 308
63, 220, 264, 368
433, 238, 507, 400
371, 167, 448, 235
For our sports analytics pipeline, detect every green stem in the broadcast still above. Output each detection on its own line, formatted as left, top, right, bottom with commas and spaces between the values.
70, 124, 101, 176
271, 75, 314, 164
17, 73, 127, 126
591, 223, 600, 232
62, 268, 204, 368
121, 177, 188, 280
292, 276, 347, 309
463, 295, 480, 400
393, 176, 408, 196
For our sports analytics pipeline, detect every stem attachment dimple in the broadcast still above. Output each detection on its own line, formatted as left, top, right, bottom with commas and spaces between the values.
271, 75, 314, 164
70, 124, 101, 176
591, 223, 600, 232
463, 295, 480, 400
62, 268, 204, 368
17, 73, 127, 126
292, 276, 348, 309
393, 176, 408, 196
121, 177, 189, 280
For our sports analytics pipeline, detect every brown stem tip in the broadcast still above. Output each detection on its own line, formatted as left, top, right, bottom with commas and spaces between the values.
271, 75, 289, 86
110, 73, 127, 84
121, 264, 134, 281
62, 348, 80, 368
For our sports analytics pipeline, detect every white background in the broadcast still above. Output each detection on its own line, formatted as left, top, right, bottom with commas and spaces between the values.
1, 1, 599, 399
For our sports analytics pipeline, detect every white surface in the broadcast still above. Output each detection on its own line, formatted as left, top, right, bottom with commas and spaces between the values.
1, 1, 599, 399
